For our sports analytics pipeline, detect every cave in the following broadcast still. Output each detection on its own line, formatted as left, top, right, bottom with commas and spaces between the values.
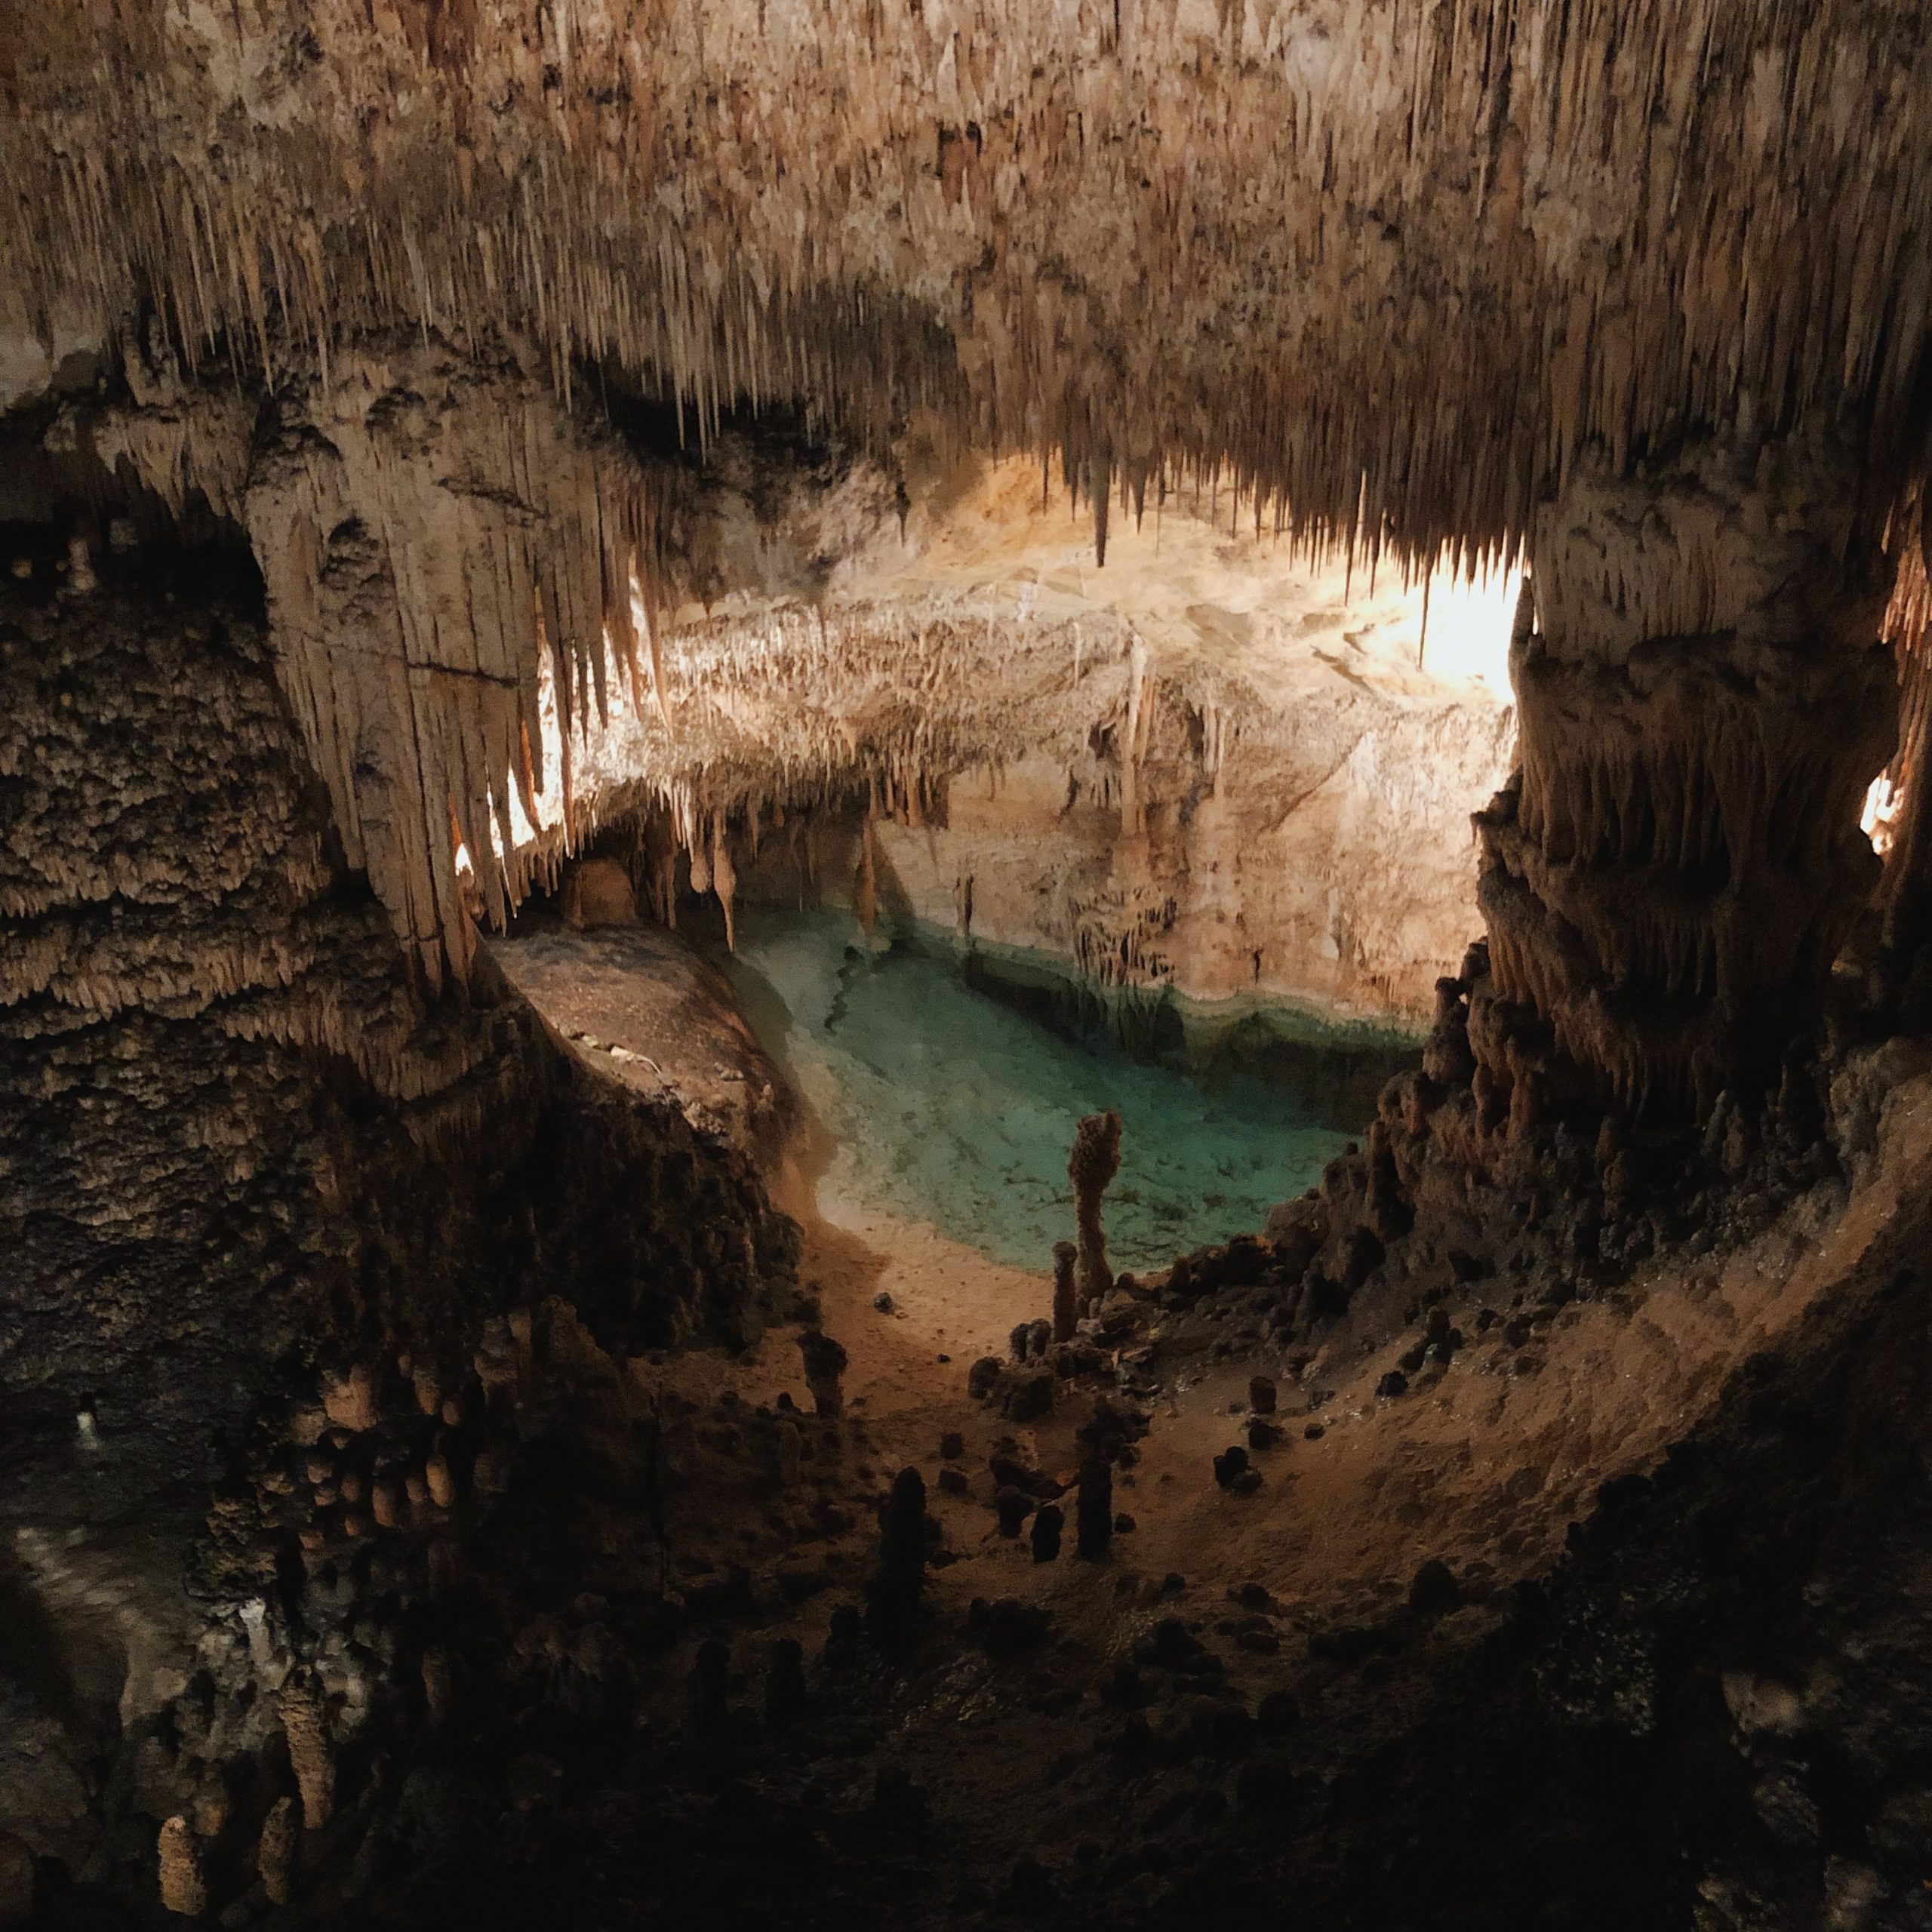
4, 7, 1932, 1930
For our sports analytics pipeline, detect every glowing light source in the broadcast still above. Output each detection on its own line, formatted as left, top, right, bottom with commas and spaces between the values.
1863, 774, 1904, 856
1417, 554, 1521, 700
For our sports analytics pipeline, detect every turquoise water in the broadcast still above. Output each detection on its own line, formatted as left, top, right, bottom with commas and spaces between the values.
719, 908, 1385, 1275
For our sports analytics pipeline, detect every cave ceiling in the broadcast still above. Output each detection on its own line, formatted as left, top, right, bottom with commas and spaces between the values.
6, 0, 1930, 554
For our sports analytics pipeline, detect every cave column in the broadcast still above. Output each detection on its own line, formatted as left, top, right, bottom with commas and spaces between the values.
1472, 432, 1900, 1119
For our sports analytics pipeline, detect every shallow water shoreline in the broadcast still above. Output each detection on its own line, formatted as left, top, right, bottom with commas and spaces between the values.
712, 904, 1414, 1278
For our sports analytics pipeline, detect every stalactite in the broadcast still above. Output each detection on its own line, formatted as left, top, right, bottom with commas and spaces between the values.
1877, 502, 1932, 954
5, 0, 1927, 608
855, 814, 878, 936
91, 345, 670, 991
712, 817, 738, 951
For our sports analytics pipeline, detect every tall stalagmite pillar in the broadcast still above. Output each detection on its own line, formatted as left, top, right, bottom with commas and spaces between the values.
1475, 434, 1899, 1120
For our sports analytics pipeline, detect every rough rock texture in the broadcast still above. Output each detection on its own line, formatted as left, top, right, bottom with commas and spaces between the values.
1069, 1112, 1123, 1309
872, 696, 1509, 1019
490, 919, 797, 1174
1480, 435, 1900, 1116
4, 0, 1927, 1039
0, 553, 795, 1878
558, 857, 640, 931
3, 552, 1931, 1932
0, 555, 790, 1493
69, 371, 1514, 1020
2, 14, 1930, 1926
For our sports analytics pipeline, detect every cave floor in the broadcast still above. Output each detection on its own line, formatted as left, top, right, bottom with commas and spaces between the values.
488, 916, 1932, 1925
717, 1152, 1890, 1670
510, 920, 1929, 1664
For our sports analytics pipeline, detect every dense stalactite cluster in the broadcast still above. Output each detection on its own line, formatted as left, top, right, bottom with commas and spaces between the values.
88, 344, 671, 988
612, 478, 1514, 1010
5, 1, 1931, 582
26, 339, 1924, 1045
42, 366, 1504, 1007
1877, 509, 1932, 971
2, 0, 1928, 1048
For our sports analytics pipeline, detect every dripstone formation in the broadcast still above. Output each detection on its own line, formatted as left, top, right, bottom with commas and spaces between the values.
1480, 435, 1903, 1118
4, 5, 1932, 1930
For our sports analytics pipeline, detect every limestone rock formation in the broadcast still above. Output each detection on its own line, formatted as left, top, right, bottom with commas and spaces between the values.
0, 565, 793, 1524
1069, 1111, 1124, 1306
558, 450, 1518, 1023
1480, 435, 1901, 1115
88, 346, 667, 989
1, 0, 1925, 1054
257, 1796, 297, 1907
155, 1816, 205, 1918
1051, 1241, 1080, 1346
1075, 1457, 1114, 1563
561, 858, 641, 931
6, 1, 1930, 580
4, 7, 1932, 1929
866, 1466, 930, 1652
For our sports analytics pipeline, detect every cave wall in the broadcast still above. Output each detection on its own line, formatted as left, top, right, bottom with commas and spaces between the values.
85, 342, 668, 990
869, 681, 1509, 1020
562, 448, 1516, 1025
1475, 436, 1903, 1118
0, 550, 795, 1872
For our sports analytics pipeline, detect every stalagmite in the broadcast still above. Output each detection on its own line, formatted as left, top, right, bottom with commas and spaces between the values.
866, 1466, 929, 1653
257, 1798, 297, 1907
1031, 1503, 1064, 1563
1069, 1112, 1123, 1306
321, 1364, 379, 1432
422, 1651, 456, 1727
279, 1681, 335, 1831
798, 1331, 848, 1420
156, 1817, 206, 1918
1075, 1457, 1113, 1561
1051, 1240, 1080, 1345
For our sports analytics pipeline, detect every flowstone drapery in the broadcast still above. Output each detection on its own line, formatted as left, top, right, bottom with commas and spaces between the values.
1475, 436, 1901, 1117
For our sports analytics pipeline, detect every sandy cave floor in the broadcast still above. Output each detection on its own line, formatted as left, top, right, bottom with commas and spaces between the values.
488, 920, 1932, 1892
739, 1152, 1895, 1654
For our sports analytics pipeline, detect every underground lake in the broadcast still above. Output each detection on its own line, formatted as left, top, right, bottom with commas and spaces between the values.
714, 906, 1421, 1275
